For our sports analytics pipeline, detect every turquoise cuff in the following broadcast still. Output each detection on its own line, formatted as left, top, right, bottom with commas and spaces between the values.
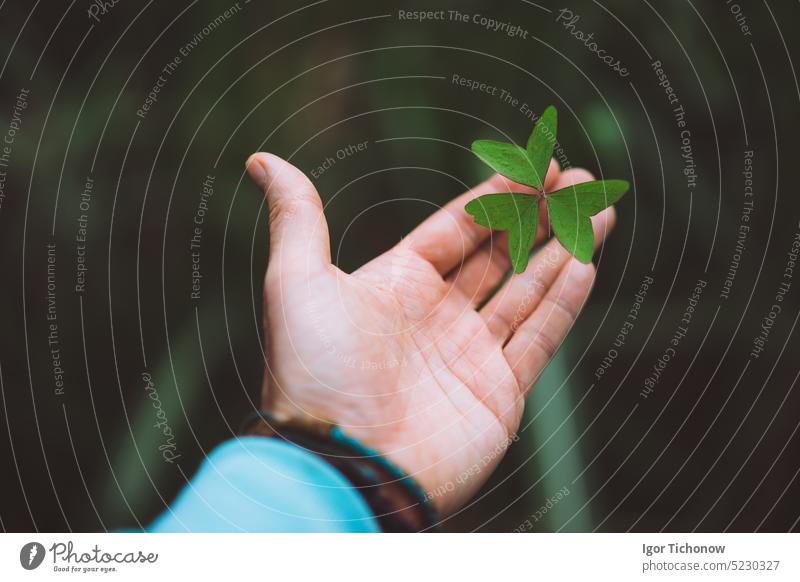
148, 437, 381, 532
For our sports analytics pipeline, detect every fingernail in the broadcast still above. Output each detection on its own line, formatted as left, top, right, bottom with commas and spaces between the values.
246, 155, 267, 190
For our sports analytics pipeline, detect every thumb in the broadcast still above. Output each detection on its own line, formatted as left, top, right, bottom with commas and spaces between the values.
246, 152, 331, 273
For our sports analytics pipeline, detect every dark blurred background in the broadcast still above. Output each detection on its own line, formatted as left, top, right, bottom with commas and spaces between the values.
0, 0, 798, 532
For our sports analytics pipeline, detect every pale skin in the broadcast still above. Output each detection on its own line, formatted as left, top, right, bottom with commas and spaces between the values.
245, 153, 616, 517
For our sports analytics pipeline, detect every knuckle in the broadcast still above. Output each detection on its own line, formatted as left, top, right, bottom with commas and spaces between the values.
267, 196, 293, 229
550, 294, 580, 324
529, 326, 561, 361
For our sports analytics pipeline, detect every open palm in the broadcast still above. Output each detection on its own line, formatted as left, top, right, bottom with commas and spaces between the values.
246, 153, 615, 516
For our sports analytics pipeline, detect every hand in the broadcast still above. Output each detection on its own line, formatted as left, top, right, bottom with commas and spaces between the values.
245, 153, 615, 516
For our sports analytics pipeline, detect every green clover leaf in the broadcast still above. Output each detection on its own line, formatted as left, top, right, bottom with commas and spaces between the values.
466, 105, 629, 273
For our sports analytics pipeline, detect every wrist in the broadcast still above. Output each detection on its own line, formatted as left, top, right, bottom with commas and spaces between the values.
242, 410, 438, 532
262, 398, 469, 517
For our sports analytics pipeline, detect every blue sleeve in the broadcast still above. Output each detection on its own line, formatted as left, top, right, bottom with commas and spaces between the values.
148, 436, 381, 533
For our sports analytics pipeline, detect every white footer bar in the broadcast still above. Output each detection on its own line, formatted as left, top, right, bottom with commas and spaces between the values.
1, 533, 797, 581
